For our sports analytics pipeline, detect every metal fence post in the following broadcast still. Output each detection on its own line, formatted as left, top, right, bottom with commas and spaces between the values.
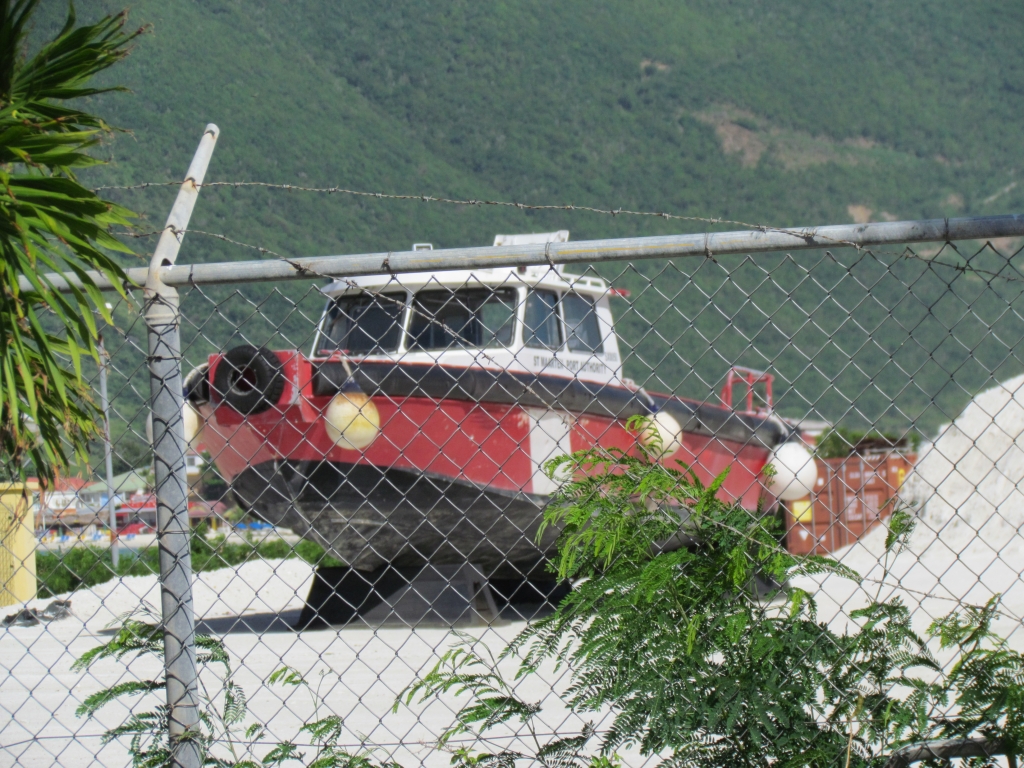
98, 336, 118, 570
144, 124, 219, 768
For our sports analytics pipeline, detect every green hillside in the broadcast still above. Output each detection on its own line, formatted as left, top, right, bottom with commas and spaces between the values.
32, 0, 1024, 466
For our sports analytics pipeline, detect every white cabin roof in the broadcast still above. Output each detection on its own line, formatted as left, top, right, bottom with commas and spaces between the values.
321, 232, 608, 298
492, 230, 569, 246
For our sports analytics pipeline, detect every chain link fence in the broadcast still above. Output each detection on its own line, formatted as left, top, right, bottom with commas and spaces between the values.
6, 134, 1024, 767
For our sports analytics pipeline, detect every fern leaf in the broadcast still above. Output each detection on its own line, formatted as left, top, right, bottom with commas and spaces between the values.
76, 679, 164, 717
223, 680, 248, 726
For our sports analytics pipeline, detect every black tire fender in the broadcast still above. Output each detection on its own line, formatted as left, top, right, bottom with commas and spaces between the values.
183, 362, 210, 405
212, 345, 285, 415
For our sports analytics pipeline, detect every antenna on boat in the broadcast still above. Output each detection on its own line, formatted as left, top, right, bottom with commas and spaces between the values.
493, 231, 570, 274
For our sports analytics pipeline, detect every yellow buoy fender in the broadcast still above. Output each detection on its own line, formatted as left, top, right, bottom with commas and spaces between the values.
146, 404, 204, 448
183, 403, 203, 449
325, 392, 381, 451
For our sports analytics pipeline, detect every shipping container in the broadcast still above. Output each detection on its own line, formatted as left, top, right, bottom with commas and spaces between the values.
786, 452, 914, 555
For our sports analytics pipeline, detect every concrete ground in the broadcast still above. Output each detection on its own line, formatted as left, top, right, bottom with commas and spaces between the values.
0, 559, 587, 768
6, 516, 1024, 767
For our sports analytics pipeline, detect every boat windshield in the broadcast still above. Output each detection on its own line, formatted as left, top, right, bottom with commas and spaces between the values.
409, 288, 517, 350
320, 293, 405, 354
562, 293, 603, 352
524, 290, 561, 349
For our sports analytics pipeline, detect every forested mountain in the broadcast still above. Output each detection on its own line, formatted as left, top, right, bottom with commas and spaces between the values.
33, 0, 1024, 464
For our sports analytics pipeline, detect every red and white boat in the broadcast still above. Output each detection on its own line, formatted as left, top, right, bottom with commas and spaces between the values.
186, 232, 815, 581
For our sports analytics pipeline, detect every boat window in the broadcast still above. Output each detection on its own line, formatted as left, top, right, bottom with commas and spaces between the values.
408, 288, 517, 350
320, 293, 405, 354
524, 290, 562, 349
562, 293, 603, 353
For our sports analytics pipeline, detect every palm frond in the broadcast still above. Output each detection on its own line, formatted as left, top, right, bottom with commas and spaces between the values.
0, 0, 139, 483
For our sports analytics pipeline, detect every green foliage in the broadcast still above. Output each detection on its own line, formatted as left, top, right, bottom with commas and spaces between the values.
199, 451, 229, 500
0, 0, 141, 483
76, 619, 241, 765
926, 597, 1024, 756
815, 427, 911, 459
401, 423, 1024, 767
76, 628, 401, 768
254, 537, 293, 560
815, 428, 860, 459
36, 543, 160, 596
398, 635, 603, 768
263, 667, 402, 768
36, 531, 302, 597
512, 432, 887, 766
398, 635, 545, 753
884, 506, 917, 557
294, 538, 346, 568
188, 524, 295, 572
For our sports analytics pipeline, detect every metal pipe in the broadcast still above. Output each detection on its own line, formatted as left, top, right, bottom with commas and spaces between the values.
884, 736, 1008, 767
145, 123, 219, 768
98, 337, 118, 570
20, 213, 1024, 293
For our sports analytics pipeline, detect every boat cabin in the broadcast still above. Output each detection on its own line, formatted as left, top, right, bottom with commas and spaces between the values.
311, 233, 625, 387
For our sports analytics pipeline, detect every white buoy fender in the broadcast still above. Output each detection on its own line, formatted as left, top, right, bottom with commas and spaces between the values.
639, 411, 683, 456
767, 441, 818, 501
325, 392, 381, 450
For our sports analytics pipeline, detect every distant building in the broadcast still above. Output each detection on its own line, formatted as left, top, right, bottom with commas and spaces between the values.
35, 452, 215, 535
40, 470, 153, 532
37, 476, 90, 529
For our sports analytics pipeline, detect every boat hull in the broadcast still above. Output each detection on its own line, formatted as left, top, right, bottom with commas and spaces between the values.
231, 460, 554, 576
195, 356, 789, 572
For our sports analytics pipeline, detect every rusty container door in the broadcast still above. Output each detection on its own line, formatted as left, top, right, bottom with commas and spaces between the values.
786, 453, 915, 555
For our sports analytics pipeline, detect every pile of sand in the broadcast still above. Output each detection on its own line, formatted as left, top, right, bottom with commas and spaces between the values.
797, 374, 1024, 640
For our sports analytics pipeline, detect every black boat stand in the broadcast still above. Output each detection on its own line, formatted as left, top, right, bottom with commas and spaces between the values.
295, 563, 572, 629
295, 562, 502, 629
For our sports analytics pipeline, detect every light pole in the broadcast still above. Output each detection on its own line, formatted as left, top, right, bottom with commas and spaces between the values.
98, 330, 119, 570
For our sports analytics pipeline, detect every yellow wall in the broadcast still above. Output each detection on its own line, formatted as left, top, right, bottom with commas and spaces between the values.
0, 482, 38, 608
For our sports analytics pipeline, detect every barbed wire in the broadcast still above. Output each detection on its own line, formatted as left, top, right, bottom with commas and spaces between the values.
95, 179, 751, 228
95, 179, 1024, 269
115, 227, 283, 258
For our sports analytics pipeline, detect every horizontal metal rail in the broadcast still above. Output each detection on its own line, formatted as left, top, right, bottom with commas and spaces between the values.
25, 213, 1024, 293
884, 736, 1013, 768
